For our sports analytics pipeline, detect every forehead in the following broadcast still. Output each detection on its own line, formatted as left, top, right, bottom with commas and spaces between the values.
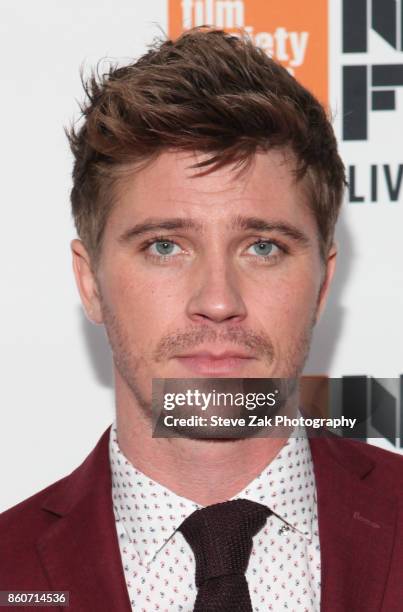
107, 148, 315, 231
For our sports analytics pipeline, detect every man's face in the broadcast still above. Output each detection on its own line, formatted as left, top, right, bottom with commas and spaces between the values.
72, 149, 336, 409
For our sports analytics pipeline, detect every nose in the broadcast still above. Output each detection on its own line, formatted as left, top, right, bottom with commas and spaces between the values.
185, 256, 247, 324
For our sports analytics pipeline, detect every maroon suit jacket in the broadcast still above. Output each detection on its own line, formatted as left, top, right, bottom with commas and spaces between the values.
1, 426, 403, 611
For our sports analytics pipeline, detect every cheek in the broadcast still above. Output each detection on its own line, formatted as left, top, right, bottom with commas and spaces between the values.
251, 269, 320, 330
101, 262, 182, 334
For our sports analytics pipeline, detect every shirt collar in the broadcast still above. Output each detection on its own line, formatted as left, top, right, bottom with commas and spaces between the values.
110, 423, 201, 566
109, 421, 316, 566
230, 425, 316, 540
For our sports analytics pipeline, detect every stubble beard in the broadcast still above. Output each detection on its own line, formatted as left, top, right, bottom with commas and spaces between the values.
99, 297, 317, 424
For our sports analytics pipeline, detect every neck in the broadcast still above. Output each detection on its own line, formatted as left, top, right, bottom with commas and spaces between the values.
115, 373, 291, 506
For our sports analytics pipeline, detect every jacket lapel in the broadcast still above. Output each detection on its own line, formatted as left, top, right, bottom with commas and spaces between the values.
36, 427, 132, 612
309, 435, 397, 612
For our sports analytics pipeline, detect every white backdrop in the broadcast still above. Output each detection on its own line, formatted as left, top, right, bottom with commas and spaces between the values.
1, 0, 402, 512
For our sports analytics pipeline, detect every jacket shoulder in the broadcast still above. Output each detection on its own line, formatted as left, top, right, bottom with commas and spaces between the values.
0, 475, 70, 588
327, 435, 403, 496
0, 427, 112, 587
0, 474, 68, 533
342, 436, 403, 466
0, 474, 75, 577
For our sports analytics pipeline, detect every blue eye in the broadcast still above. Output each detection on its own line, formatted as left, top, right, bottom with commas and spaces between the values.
249, 241, 279, 257
150, 240, 179, 256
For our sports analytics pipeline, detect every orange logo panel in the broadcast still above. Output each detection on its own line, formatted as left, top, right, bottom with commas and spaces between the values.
168, 0, 328, 104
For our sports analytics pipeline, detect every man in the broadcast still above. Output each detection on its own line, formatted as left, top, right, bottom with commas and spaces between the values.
1, 27, 402, 612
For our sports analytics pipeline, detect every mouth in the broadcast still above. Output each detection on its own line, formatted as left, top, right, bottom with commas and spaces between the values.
173, 351, 257, 376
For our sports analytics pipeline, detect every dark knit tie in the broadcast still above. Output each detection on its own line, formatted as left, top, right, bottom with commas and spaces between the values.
178, 499, 271, 611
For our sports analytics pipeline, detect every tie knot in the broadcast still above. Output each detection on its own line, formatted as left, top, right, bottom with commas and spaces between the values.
178, 499, 271, 586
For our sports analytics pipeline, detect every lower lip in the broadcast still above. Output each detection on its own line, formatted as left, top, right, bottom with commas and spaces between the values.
174, 356, 255, 375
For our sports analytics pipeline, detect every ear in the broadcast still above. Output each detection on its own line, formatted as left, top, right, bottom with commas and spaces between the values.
71, 239, 103, 324
315, 243, 337, 323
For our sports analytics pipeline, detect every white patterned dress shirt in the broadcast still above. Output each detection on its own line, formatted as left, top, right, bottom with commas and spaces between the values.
109, 422, 321, 611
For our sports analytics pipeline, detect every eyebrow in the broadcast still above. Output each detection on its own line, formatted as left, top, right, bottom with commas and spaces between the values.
118, 218, 203, 242
118, 215, 310, 245
231, 215, 310, 244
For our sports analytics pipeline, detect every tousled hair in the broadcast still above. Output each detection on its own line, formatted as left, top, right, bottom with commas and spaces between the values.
67, 27, 346, 263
